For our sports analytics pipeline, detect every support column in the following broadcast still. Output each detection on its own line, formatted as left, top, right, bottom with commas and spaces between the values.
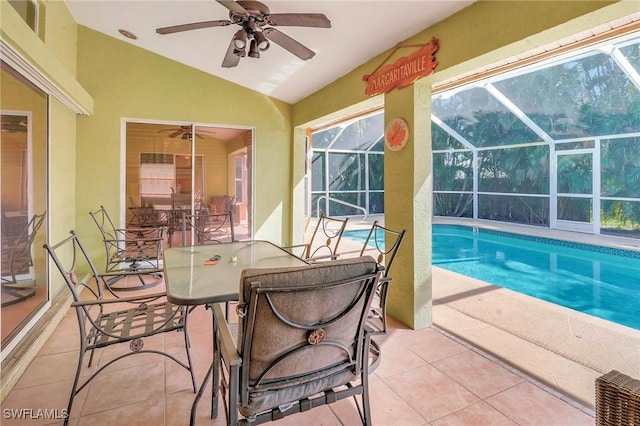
383, 79, 432, 330
290, 126, 308, 246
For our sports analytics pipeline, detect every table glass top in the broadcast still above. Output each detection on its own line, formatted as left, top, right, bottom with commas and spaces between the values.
163, 240, 307, 305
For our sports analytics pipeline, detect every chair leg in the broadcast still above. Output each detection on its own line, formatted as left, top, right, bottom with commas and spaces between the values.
228, 365, 240, 426
211, 353, 220, 420
191, 364, 214, 426
211, 308, 220, 420
361, 335, 373, 426
65, 344, 87, 425
182, 308, 197, 392
378, 281, 390, 334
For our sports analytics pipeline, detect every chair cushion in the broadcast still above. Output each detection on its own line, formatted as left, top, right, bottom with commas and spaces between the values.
237, 255, 377, 345
236, 256, 378, 416
239, 368, 356, 418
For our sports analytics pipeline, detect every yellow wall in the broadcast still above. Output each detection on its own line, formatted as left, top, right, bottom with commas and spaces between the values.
74, 26, 293, 256
40, 0, 78, 76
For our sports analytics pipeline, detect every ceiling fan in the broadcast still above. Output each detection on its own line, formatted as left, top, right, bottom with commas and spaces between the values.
159, 126, 220, 140
155, 0, 331, 68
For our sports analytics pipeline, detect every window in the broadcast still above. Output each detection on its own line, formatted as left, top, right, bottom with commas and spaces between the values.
8, 0, 38, 33
310, 110, 384, 217
432, 30, 640, 236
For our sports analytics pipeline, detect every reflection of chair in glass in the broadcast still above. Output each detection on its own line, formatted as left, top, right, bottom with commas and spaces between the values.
208, 195, 236, 216
128, 206, 167, 228
1, 212, 46, 306
90, 205, 164, 292
181, 209, 234, 246
44, 231, 196, 426
212, 256, 382, 425
193, 190, 205, 211
282, 214, 349, 261
359, 220, 406, 335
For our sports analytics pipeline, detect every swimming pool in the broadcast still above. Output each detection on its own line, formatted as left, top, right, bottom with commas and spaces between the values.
345, 224, 640, 330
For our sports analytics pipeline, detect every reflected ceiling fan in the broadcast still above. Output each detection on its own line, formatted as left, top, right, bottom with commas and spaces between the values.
156, 0, 331, 68
159, 126, 218, 140
1, 116, 27, 133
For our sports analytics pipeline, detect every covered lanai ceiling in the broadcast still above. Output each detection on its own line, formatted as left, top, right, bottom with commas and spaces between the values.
64, 0, 474, 104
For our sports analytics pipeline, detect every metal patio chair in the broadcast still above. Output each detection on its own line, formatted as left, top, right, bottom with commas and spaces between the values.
359, 220, 406, 335
282, 214, 349, 262
212, 256, 382, 425
128, 204, 167, 229
1, 211, 46, 306
90, 205, 164, 292
43, 231, 196, 426
180, 209, 235, 246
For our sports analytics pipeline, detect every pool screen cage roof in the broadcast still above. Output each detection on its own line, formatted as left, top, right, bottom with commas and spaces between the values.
311, 28, 640, 238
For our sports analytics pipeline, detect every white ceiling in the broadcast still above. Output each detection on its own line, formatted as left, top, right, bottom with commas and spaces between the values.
65, 0, 475, 104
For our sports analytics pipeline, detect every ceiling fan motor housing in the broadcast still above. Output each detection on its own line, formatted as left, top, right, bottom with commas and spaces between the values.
230, 1, 270, 26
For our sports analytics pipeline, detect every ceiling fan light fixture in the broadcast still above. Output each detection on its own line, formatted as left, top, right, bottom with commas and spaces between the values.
254, 31, 270, 51
248, 40, 260, 58
233, 47, 246, 57
232, 29, 248, 49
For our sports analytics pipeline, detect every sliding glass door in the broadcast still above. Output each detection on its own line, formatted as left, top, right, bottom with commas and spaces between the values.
125, 122, 253, 245
1, 61, 49, 356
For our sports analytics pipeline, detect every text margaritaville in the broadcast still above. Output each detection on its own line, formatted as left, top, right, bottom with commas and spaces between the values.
363, 38, 439, 96
367, 56, 429, 90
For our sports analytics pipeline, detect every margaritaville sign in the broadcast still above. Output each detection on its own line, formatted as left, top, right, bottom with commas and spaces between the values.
363, 38, 439, 96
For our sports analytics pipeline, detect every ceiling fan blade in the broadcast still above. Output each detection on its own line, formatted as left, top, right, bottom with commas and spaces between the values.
263, 28, 315, 60
156, 19, 232, 35
268, 13, 331, 28
221, 38, 241, 68
169, 130, 183, 138
216, 0, 248, 15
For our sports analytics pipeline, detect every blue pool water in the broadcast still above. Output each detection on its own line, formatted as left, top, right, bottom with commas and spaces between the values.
344, 225, 640, 330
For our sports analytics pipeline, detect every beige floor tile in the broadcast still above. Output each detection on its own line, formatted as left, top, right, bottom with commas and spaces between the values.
432, 350, 524, 398
13, 351, 93, 390
38, 313, 80, 356
372, 336, 427, 378
486, 382, 594, 426
76, 398, 164, 426
431, 401, 517, 426
397, 326, 468, 363
0, 378, 85, 426
80, 362, 165, 416
369, 379, 427, 426
383, 364, 480, 422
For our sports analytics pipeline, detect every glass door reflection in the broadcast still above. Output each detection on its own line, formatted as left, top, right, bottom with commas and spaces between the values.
126, 122, 253, 248
1, 61, 49, 353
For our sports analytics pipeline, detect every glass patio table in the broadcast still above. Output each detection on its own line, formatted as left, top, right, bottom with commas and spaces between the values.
163, 240, 308, 424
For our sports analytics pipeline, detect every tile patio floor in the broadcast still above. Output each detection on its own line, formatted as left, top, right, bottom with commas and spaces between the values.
1, 296, 594, 425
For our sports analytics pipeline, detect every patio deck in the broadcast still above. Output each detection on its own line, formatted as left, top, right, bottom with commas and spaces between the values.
0, 295, 593, 425
0, 244, 598, 425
